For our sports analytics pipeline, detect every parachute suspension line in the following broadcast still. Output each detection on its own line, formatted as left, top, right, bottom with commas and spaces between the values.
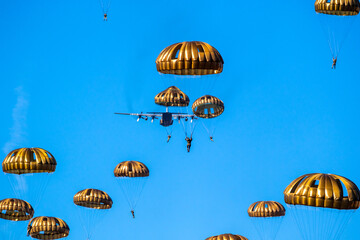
6, 174, 20, 199
77, 207, 88, 239
180, 118, 188, 137
98, 0, 105, 13
289, 205, 356, 240
34, 173, 52, 209
105, 0, 112, 13
201, 121, 210, 136
118, 178, 133, 209
288, 205, 307, 240
132, 178, 148, 210
98, 0, 111, 14
318, 14, 357, 59
185, 106, 197, 138
190, 120, 198, 138
6, 173, 51, 208
118, 177, 148, 212
165, 123, 175, 137
335, 17, 357, 59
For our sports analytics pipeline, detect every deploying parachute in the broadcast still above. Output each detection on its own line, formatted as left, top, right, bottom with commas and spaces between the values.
314, 0, 359, 67
192, 95, 224, 140
27, 216, 70, 239
0, 198, 34, 240
247, 201, 285, 240
2, 148, 57, 207
284, 173, 360, 240
205, 233, 248, 240
156, 41, 224, 140
74, 189, 112, 239
114, 161, 149, 218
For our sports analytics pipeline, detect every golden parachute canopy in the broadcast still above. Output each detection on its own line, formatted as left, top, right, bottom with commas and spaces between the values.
0, 198, 34, 221
284, 173, 360, 210
2, 148, 57, 174
248, 201, 286, 217
114, 161, 149, 178
205, 234, 248, 240
192, 95, 224, 119
156, 41, 224, 75
28, 216, 70, 239
73, 189, 113, 209
154, 86, 190, 107
315, 0, 360, 16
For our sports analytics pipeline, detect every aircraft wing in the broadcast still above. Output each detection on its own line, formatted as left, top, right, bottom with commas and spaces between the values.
172, 113, 198, 119
115, 113, 163, 117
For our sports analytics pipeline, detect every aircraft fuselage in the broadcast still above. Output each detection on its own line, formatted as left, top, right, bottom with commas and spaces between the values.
160, 112, 173, 127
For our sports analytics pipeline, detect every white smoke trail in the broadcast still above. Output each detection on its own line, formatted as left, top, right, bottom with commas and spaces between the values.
2, 86, 29, 155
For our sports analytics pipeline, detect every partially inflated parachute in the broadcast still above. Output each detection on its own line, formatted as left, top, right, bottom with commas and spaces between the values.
114, 161, 149, 218
284, 173, 360, 240
248, 201, 285, 240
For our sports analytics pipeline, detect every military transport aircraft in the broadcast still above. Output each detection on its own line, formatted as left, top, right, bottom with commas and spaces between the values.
115, 107, 197, 127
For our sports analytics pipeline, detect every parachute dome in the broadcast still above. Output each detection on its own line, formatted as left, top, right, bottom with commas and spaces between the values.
284, 173, 360, 210
73, 189, 113, 209
205, 234, 248, 240
114, 161, 149, 178
0, 198, 34, 221
315, 0, 360, 16
192, 95, 224, 119
155, 86, 190, 107
28, 216, 70, 239
156, 41, 224, 75
248, 201, 286, 217
2, 148, 57, 174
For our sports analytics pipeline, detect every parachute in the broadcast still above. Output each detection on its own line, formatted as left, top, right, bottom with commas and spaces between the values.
27, 216, 70, 239
156, 41, 224, 139
155, 86, 190, 107
247, 201, 285, 240
192, 95, 224, 140
284, 173, 360, 240
73, 189, 113, 239
205, 233, 248, 240
156, 41, 223, 76
114, 161, 149, 218
314, 0, 359, 62
0, 198, 34, 221
0, 198, 34, 240
2, 148, 57, 208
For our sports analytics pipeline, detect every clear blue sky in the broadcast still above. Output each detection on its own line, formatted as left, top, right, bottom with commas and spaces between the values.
1, 0, 360, 239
